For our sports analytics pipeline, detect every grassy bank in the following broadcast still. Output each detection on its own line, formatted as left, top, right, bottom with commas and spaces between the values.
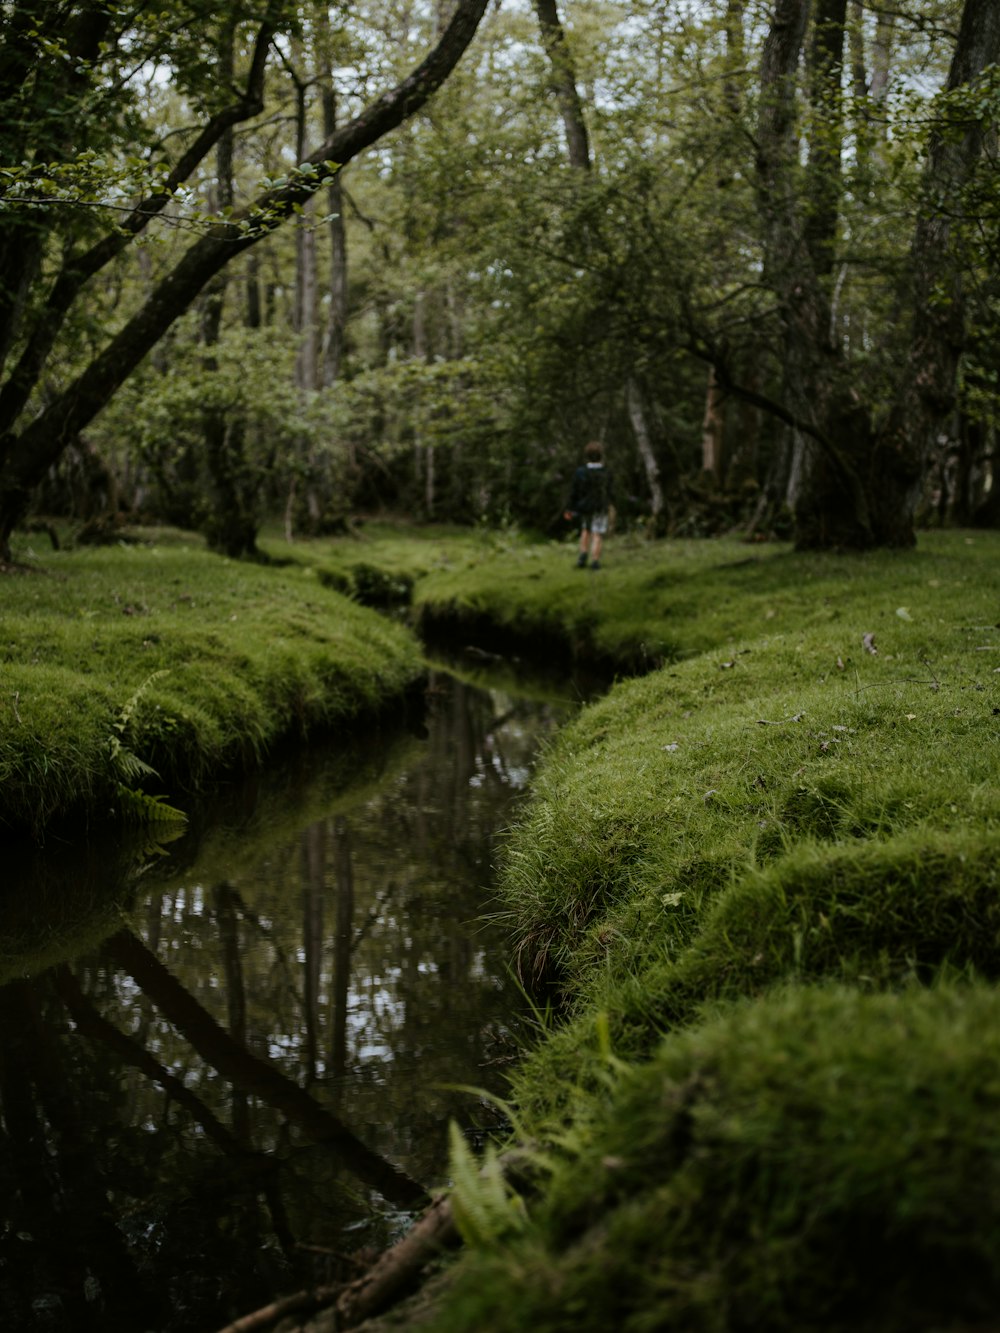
261, 524, 1000, 1332
0, 528, 425, 838
8, 519, 1000, 1327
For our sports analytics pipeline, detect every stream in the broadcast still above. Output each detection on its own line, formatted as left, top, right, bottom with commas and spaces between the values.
0, 657, 587, 1333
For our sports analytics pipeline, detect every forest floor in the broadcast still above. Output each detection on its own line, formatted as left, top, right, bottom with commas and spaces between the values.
0, 525, 425, 840
274, 520, 1000, 1332
7, 519, 1000, 1330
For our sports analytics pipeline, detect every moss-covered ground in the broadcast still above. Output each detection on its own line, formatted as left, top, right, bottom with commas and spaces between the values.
7, 519, 1000, 1329
0, 526, 424, 838
264, 522, 1000, 1332
421, 527, 1000, 1333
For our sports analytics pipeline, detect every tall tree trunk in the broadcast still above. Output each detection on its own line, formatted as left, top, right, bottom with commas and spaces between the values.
805, 0, 848, 280
201, 20, 260, 559
876, 0, 1000, 530
627, 377, 664, 524
532, 0, 591, 170
755, 0, 872, 547
0, 5, 115, 377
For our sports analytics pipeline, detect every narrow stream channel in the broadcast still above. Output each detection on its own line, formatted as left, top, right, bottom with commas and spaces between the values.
0, 661, 584, 1333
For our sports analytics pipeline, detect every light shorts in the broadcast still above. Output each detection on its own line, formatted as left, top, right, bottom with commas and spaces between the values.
583, 511, 609, 535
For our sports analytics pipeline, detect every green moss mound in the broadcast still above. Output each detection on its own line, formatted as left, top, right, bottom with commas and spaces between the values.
416, 527, 1000, 1333
0, 533, 425, 836
441, 984, 1000, 1333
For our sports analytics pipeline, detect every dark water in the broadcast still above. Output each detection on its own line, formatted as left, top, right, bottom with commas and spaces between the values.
0, 664, 577, 1333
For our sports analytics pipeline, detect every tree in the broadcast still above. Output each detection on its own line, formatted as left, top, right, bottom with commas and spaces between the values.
743, 0, 1000, 548
0, 0, 490, 560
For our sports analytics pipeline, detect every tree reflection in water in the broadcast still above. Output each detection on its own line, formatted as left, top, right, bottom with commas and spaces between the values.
0, 668, 573, 1332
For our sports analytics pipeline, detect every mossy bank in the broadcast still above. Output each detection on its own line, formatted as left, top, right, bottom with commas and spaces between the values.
0, 529, 425, 839
290, 526, 1000, 1333
7, 520, 1000, 1330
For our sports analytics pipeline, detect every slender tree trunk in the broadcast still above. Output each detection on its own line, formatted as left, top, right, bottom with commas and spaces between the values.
725, 357, 760, 492
532, 0, 591, 170
316, 0, 349, 389
699, 366, 725, 484
723, 0, 746, 115
627, 377, 664, 522
294, 66, 320, 396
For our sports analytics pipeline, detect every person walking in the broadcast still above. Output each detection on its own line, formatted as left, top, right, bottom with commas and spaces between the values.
564, 441, 611, 570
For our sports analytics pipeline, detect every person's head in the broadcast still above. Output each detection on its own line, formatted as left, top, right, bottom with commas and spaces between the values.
584, 441, 603, 463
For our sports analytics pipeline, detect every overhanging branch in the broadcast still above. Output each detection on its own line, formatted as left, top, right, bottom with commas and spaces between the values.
0, 4, 282, 437
0, 0, 490, 522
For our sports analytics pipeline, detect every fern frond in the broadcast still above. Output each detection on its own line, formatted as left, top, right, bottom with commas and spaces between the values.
448, 1122, 528, 1248
115, 785, 187, 825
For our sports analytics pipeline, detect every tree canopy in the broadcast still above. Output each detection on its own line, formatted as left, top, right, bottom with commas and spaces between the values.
1, 0, 998, 556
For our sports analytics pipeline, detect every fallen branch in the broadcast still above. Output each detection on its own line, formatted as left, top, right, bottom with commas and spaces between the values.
214, 1193, 458, 1333
216, 1150, 536, 1333
215, 1285, 339, 1333
333, 1191, 461, 1329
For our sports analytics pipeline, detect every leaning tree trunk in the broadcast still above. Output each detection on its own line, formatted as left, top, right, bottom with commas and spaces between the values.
0, 0, 491, 561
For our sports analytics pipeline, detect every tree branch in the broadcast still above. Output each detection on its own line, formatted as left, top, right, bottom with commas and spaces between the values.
0, 0, 491, 543
0, 4, 281, 437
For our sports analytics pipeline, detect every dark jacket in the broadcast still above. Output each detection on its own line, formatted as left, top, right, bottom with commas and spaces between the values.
567, 463, 611, 517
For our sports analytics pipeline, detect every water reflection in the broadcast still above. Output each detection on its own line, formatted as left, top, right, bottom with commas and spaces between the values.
0, 669, 571, 1332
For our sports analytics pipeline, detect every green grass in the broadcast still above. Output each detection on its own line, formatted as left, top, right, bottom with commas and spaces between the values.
262, 523, 999, 1333
7, 519, 1000, 1329
409, 526, 995, 670
1, 527, 425, 836
437, 984, 1000, 1333
491, 532, 1000, 990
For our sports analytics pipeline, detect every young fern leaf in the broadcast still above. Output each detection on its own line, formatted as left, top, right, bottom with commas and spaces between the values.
108, 671, 186, 825
115, 785, 187, 825
447, 1122, 527, 1248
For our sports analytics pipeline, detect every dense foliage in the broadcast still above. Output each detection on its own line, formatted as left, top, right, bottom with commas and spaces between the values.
1, 2, 999, 554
